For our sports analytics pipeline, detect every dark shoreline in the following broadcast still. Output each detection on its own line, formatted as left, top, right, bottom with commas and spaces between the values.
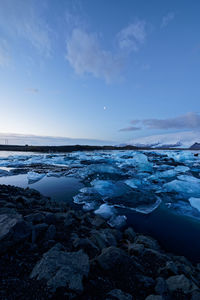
0, 144, 191, 153
1, 184, 200, 299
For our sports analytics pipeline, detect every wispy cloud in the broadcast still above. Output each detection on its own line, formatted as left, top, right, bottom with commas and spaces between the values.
142, 112, 200, 130
66, 20, 147, 83
161, 12, 175, 28
66, 28, 123, 83
120, 112, 200, 132
0, 0, 52, 57
119, 126, 141, 132
117, 21, 146, 52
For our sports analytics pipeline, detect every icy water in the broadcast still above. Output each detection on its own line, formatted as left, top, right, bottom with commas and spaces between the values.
0, 150, 200, 261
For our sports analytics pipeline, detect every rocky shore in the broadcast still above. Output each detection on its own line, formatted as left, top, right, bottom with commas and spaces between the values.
0, 184, 200, 300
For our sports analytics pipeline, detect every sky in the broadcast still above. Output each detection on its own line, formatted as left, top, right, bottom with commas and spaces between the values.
0, 0, 200, 145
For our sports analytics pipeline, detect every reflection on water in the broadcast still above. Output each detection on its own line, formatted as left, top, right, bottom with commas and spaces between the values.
0, 174, 83, 202
124, 203, 200, 261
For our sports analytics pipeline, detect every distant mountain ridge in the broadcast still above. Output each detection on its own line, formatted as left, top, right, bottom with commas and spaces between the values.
190, 143, 200, 150
129, 131, 200, 149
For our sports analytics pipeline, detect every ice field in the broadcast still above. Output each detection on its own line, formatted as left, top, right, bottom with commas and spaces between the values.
0, 150, 200, 228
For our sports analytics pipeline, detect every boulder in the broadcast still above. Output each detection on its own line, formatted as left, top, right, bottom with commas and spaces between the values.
124, 227, 136, 242
166, 274, 194, 294
136, 275, 155, 289
24, 212, 45, 224
63, 211, 77, 228
107, 289, 133, 300
91, 215, 106, 228
191, 290, 200, 300
135, 235, 160, 251
33, 223, 48, 241
0, 213, 22, 241
0, 214, 32, 253
159, 260, 178, 277
128, 243, 144, 256
141, 248, 169, 275
44, 213, 57, 225
45, 224, 56, 240
90, 229, 117, 250
154, 277, 168, 295
30, 243, 89, 293
145, 296, 164, 300
12, 220, 32, 242
96, 246, 134, 271
73, 237, 99, 257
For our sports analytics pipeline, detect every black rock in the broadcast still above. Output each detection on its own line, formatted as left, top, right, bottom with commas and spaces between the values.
30, 243, 90, 293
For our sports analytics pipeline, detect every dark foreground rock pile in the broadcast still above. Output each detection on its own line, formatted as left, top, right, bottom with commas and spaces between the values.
0, 184, 200, 300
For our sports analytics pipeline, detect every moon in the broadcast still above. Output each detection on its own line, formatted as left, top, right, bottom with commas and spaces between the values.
103, 106, 107, 110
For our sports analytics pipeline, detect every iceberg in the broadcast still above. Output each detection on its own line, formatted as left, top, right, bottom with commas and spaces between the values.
149, 169, 177, 180
174, 165, 190, 173
94, 204, 116, 219
108, 215, 127, 228
78, 164, 122, 180
177, 175, 200, 183
27, 172, 46, 183
73, 187, 101, 211
132, 197, 162, 214
189, 197, 200, 212
124, 178, 140, 189
164, 179, 200, 197
82, 201, 97, 211
117, 152, 153, 172
91, 179, 132, 198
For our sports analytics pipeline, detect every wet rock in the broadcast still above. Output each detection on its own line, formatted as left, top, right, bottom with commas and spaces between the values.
90, 228, 117, 250
0, 214, 32, 253
96, 246, 133, 271
44, 213, 57, 225
141, 248, 169, 276
91, 215, 106, 228
107, 289, 133, 300
0, 207, 18, 215
30, 243, 89, 293
124, 227, 136, 242
33, 223, 48, 242
45, 224, 56, 240
136, 275, 155, 289
128, 243, 144, 256
73, 237, 99, 257
145, 295, 164, 300
24, 212, 45, 224
135, 235, 160, 251
0, 213, 22, 241
63, 211, 77, 228
166, 274, 194, 294
12, 220, 32, 242
159, 260, 178, 277
191, 290, 200, 300
154, 277, 168, 295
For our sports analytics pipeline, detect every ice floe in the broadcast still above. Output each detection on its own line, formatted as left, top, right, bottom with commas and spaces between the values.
189, 197, 200, 212
108, 215, 127, 228
27, 172, 46, 183
94, 204, 116, 219
163, 179, 200, 197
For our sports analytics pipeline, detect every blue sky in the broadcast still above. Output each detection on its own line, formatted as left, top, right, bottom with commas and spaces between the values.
0, 0, 200, 145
